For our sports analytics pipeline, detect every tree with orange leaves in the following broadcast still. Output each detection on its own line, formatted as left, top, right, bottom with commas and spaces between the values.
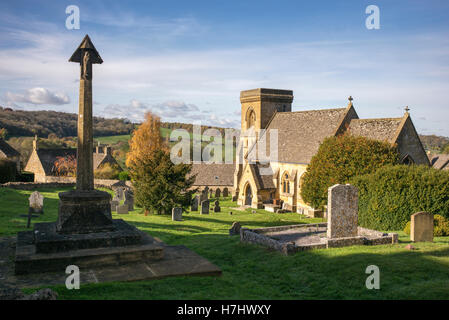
125, 112, 167, 169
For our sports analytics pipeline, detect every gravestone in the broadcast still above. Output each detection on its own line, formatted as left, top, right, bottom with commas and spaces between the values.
215, 188, 221, 198
124, 189, 134, 211
411, 212, 434, 242
201, 200, 210, 215
191, 196, 199, 211
209, 189, 214, 199
214, 200, 221, 212
327, 184, 358, 239
172, 207, 182, 221
229, 222, 241, 236
115, 187, 125, 201
110, 200, 119, 212
29, 191, 44, 214
232, 195, 237, 202
223, 188, 229, 197
117, 204, 129, 214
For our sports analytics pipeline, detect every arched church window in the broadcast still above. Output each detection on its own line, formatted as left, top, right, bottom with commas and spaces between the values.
246, 108, 256, 129
282, 173, 289, 194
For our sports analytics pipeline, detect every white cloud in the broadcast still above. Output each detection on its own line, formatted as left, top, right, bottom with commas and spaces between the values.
4, 87, 70, 106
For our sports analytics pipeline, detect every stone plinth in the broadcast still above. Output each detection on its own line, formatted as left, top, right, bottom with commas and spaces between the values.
57, 189, 113, 234
327, 184, 358, 239
411, 212, 434, 242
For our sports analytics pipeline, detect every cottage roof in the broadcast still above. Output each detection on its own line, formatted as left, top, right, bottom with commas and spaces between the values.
431, 154, 449, 170
189, 163, 234, 186
0, 139, 20, 158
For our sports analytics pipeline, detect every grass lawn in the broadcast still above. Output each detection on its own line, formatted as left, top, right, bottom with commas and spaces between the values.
1, 187, 448, 300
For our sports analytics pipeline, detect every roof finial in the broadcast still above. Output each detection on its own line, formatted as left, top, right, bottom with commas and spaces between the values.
348, 96, 353, 106
404, 106, 410, 113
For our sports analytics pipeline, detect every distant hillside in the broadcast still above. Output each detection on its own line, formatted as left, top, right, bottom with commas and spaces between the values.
0, 107, 236, 139
419, 134, 449, 153
0, 107, 134, 138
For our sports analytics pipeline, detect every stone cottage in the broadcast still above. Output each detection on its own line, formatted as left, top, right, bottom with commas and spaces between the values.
24, 136, 122, 182
0, 138, 21, 171
233, 88, 429, 216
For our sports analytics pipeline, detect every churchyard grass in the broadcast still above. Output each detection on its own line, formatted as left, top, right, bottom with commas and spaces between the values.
1, 187, 448, 300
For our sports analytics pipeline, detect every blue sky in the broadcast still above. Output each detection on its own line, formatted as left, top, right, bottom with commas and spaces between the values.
0, 0, 448, 135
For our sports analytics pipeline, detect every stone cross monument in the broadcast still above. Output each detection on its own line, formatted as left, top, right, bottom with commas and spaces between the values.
56, 35, 114, 234
69, 34, 103, 191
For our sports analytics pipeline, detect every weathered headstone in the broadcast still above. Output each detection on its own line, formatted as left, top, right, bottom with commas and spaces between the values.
191, 196, 199, 211
29, 191, 44, 214
110, 200, 119, 212
232, 195, 237, 202
172, 207, 182, 221
201, 200, 210, 215
124, 189, 134, 211
117, 204, 129, 214
209, 189, 214, 199
116, 187, 125, 201
215, 188, 221, 198
411, 212, 434, 242
223, 188, 229, 197
327, 184, 358, 239
214, 200, 221, 212
229, 222, 241, 236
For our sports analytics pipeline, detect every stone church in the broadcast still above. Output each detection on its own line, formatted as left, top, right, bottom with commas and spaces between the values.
233, 88, 429, 216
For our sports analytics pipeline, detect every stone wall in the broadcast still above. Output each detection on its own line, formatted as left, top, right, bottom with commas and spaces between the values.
1, 179, 132, 190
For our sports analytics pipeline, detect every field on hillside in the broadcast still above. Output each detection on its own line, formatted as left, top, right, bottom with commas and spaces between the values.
1, 187, 448, 300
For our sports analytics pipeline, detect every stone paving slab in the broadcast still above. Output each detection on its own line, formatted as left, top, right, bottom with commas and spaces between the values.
0, 236, 222, 289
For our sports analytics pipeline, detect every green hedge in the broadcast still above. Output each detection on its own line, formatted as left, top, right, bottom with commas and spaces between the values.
300, 135, 399, 209
350, 165, 449, 231
0, 159, 17, 183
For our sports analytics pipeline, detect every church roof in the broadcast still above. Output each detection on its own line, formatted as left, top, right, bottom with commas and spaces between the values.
0, 139, 20, 158
430, 154, 449, 170
347, 118, 403, 143
250, 163, 276, 190
189, 163, 234, 186
249, 107, 349, 164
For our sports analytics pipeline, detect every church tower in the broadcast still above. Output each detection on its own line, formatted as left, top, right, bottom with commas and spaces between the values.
239, 88, 293, 157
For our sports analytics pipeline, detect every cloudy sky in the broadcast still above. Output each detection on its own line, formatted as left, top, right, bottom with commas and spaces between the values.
0, 0, 448, 135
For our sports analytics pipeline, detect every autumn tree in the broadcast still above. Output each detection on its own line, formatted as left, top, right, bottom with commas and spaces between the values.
127, 112, 196, 214
126, 112, 166, 169
53, 155, 77, 177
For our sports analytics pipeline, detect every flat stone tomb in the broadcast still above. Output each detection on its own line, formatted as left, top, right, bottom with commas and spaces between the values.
240, 223, 398, 255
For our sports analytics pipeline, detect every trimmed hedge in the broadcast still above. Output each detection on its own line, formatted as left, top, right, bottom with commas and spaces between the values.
0, 159, 17, 183
351, 165, 449, 231
300, 135, 400, 209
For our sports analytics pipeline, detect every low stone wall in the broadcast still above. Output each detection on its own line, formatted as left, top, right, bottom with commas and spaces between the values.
0, 179, 132, 191
240, 223, 399, 256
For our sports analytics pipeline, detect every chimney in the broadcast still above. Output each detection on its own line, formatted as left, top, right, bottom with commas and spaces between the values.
96, 141, 101, 153
33, 135, 38, 151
